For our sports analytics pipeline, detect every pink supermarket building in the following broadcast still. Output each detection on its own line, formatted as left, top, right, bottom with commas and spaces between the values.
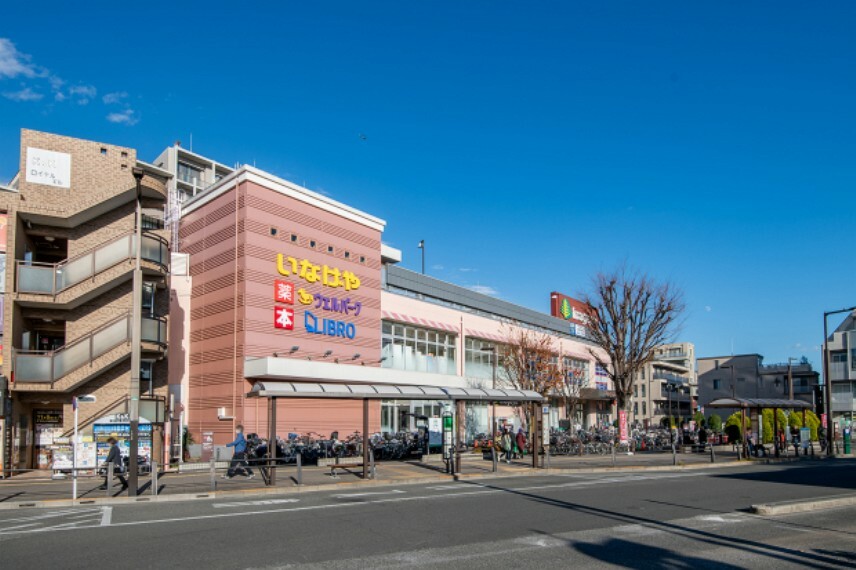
175, 163, 616, 453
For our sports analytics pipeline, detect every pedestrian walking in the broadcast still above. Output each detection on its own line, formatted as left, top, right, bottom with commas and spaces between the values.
516, 428, 527, 458
100, 437, 128, 491
223, 425, 254, 479
501, 429, 513, 464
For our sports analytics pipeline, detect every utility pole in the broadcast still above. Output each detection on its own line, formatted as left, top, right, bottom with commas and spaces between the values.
823, 307, 856, 456
128, 167, 145, 496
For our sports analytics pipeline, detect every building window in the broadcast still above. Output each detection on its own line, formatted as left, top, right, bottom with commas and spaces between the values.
327, 245, 334, 254
344, 251, 350, 260
464, 338, 504, 380
382, 321, 457, 375
633, 402, 638, 415
563, 357, 589, 386
177, 162, 204, 185
140, 360, 155, 396
633, 385, 638, 398
290, 234, 298, 243
270, 227, 278, 236
641, 384, 645, 397
713, 379, 721, 390
359, 256, 366, 264
642, 402, 646, 415
309, 240, 316, 248
142, 282, 156, 317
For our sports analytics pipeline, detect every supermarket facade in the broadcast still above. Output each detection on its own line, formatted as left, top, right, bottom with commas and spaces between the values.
177, 165, 615, 454
0, 130, 615, 470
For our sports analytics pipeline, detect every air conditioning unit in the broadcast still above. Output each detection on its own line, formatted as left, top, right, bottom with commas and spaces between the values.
217, 407, 233, 420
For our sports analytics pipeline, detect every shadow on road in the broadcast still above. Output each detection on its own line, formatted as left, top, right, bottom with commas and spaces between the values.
464, 476, 854, 569
574, 537, 743, 569
711, 459, 856, 492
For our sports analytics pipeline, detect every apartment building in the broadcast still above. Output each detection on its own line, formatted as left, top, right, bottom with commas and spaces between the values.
827, 310, 856, 426
628, 342, 697, 428
0, 130, 171, 472
696, 353, 820, 417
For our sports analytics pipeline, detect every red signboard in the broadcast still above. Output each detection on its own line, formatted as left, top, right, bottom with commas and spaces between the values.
274, 280, 295, 305
274, 307, 295, 330
619, 409, 628, 443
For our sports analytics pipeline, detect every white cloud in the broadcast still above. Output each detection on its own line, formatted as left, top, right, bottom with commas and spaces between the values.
704, 305, 712, 312
432, 264, 444, 270
102, 91, 127, 104
68, 84, 96, 104
468, 284, 499, 297
459, 267, 477, 273
0, 38, 137, 124
2, 87, 43, 101
106, 109, 139, 125
0, 38, 42, 79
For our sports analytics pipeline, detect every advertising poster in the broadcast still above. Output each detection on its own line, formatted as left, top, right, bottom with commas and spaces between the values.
619, 410, 628, 443
0, 213, 6, 252
93, 421, 152, 464
428, 417, 442, 446
34, 409, 63, 469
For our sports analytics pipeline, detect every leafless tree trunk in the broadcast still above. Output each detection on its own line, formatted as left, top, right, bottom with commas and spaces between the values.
557, 359, 589, 425
582, 266, 684, 413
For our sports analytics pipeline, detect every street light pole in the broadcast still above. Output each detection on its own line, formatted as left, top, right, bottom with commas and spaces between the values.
128, 168, 145, 496
418, 240, 425, 275
787, 357, 798, 401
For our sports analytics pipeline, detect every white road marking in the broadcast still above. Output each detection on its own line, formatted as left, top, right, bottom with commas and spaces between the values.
101, 507, 112, 526
0, 470, 731, 536
213, 499, 299, 508
0, 523, 40, 532
333, 490, 406, 498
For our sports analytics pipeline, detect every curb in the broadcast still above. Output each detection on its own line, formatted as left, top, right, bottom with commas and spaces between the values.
752, 493, 856, 516
0, 459, 746, 511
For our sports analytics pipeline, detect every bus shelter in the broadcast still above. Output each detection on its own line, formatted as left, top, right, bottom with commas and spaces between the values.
706, 397, 812, 459
247, 382, 546, 483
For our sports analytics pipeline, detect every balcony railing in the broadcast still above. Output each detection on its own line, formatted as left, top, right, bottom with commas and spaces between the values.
653, 371, 691, 385
13, 314, 166, 384
654, 352, 688, 360
830, 362, 850, 381
16, 232, 169, 296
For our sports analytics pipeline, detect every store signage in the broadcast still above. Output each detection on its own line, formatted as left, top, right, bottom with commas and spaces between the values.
277, 254, 361, 290
619, 410, 628, 442
34, 410, 62, 424
304, 311, 356, 339
304, 292, 363, 316
26, 147, 71, 189
274, 253, 362, 340
274, 307, 295, 330
274, 280, 295, 304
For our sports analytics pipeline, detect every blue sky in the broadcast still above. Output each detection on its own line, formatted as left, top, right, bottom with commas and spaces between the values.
1, 2, 854, 366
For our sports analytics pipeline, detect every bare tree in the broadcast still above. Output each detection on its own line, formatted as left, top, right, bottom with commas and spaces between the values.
582, 266, 684, 413
499, 325, 563, 429
555, 358, 589, 426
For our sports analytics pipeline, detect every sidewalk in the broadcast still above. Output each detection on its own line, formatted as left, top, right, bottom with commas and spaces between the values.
0, 449, 752, 508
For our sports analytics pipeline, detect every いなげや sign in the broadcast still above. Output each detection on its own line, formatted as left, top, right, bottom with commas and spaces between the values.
276, 254, 361, 290
274, 306, 295, 330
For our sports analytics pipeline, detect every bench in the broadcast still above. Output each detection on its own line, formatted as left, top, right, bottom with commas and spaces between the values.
329, 463, 365, 478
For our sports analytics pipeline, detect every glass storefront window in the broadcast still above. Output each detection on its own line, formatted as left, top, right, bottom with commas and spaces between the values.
381, 321, 457, 375
464, 338, 506, 380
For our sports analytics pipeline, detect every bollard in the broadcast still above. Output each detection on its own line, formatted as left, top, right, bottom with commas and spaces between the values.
106, 463, 114, 497
151, 461, 158, 496
710, 445, 715, 463
210, 458, 216, 491
296, 452, 303, 486
671, 442, 677, 466
370, 447, 376, 480
612, 443, 616, 468
545, 445, 550, 470
491, 446, 498, 473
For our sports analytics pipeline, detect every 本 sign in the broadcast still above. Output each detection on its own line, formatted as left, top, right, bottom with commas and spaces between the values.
26, 147, 71, 189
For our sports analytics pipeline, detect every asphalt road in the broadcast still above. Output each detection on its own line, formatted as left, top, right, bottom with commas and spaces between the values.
1, 462, 855, 569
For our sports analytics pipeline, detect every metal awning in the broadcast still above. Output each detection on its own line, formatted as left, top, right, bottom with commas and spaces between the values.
706, 397, 812, 409
247, 381, 545, 403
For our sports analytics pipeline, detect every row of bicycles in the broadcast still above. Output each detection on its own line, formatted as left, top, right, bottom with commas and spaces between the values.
549, 428, 681, 455
244, 430, 429, 465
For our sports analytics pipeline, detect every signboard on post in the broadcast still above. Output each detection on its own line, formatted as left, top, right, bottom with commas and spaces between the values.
619, 410, 628, 443
428, 417, 442, 446
800, 427, 810, 449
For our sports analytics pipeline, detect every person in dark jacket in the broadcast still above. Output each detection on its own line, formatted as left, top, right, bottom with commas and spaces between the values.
224, 425, 254, 479
516, 428, 527, 458
100, 437, 128, 490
